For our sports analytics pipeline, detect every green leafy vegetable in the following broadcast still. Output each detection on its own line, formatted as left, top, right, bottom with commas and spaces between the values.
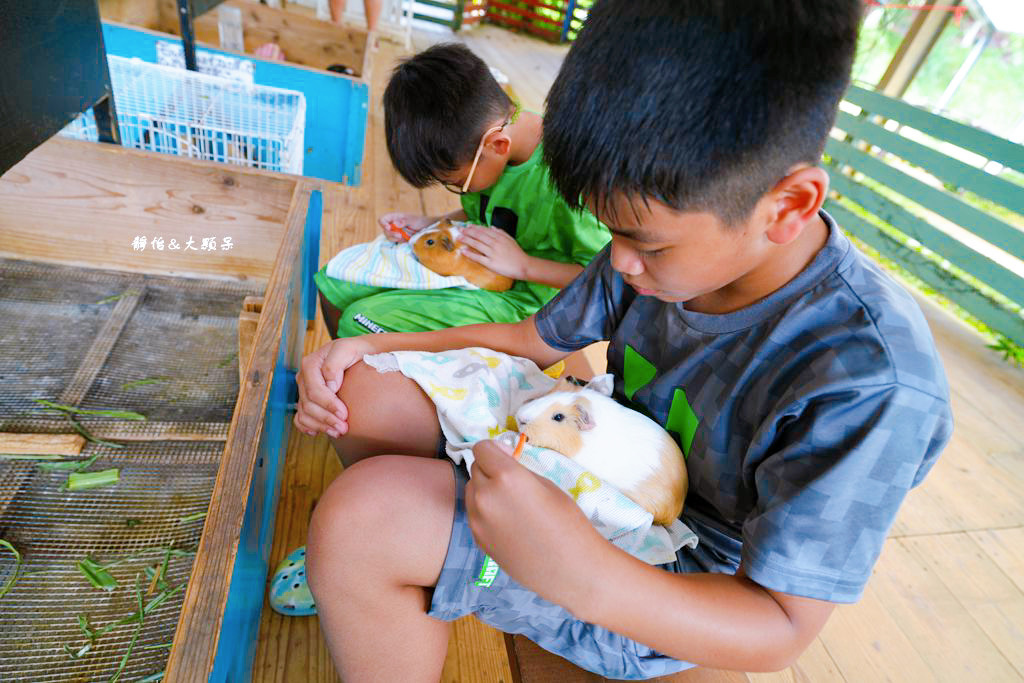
121, 377, 170, 390
94, 290, 140, 305
33, 399, 146, 421
143, 582, 185, 616
179, 511, 207, 524
67, 469, 120, 491
77, 557, 118, 592
65, 416, 124, 449
0, 454, 65, 461
109, 576, 145, 683
63, 642, 93, 659
77, 614, 95, 641
0, 539, 22, 599
38, 454, 100, 472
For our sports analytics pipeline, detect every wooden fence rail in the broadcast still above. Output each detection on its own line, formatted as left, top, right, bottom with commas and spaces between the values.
825, 84, 1024, 346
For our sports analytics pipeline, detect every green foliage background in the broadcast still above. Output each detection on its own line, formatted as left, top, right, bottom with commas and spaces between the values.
853, 4, 1024, 138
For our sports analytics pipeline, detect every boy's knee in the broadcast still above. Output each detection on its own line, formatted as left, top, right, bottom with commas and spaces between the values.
331, 361, 441, 464
306, 456, 455, 592
307, 459, 390, 587
309, 459, 386, 545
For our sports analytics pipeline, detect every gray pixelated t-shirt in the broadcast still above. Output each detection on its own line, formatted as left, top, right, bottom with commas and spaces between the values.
534, 211, 953, 603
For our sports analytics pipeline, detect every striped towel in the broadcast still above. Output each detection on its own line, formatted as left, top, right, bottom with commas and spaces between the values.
324, 234, 478, 290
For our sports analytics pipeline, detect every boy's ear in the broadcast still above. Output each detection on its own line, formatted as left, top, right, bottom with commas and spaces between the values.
764, 165, 829, 246
487, 132, 512, 157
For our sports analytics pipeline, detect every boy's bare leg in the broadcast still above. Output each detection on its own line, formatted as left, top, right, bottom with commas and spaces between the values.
328, 0, 381, 32
363, 0, 381, 32
326, 360, 442, 467
308, 361, 453, 680
307, 455, 454, 681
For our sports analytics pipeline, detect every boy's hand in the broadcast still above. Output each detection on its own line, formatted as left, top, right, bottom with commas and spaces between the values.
294, 337, 375, 438
378, 212, 434, 243
466, 439, 605, 607
457, 226, 532, 280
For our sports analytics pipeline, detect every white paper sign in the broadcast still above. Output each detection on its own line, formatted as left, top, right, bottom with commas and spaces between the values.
156, 41, 255, 84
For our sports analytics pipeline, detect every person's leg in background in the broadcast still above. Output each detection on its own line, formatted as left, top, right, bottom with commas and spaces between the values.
329, 0, 381, 31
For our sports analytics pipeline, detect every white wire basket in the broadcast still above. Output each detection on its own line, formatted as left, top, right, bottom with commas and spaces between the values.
61, 56, 306, 174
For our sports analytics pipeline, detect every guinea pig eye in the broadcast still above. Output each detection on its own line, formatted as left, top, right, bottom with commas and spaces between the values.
426, 239, 435, 246
552, 413, 565, 422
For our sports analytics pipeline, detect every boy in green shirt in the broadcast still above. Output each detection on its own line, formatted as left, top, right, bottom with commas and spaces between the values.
314, 43, 609, 339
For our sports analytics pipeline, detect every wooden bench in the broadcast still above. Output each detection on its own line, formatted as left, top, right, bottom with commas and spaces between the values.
507, 633, 752, 682
824, 85, 1024, 347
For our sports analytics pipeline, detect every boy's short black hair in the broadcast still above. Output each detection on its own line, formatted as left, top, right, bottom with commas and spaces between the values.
384, 43, 512, 188
543, 0, 862, 225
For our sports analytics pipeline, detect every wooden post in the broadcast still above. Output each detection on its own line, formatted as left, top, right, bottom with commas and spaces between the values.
454, 0, 466, 30
176, 0, 199, 70
238, 296, 264, 388
876, 0, 960, 98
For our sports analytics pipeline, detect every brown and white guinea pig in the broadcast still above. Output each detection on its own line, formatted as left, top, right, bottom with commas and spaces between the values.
411, 220, 514, 292
515, 374, 688, 526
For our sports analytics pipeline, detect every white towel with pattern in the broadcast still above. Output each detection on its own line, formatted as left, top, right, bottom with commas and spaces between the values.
325, 234, 478, 290
363, 348, 698, 565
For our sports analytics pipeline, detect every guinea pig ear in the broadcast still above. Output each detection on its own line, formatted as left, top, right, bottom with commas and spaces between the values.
572, 398, 595, 431
440, 235, 456, 252
586, 374, 615, 397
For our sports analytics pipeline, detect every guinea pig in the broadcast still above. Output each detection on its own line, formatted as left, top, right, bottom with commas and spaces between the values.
515, 375, 688, 526
412, 220, 515, 292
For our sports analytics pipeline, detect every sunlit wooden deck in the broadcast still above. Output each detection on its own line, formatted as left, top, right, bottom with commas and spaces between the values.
252, 23, 1024, 683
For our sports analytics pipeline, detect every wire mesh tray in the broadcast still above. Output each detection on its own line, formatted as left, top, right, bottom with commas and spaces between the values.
0, 257, 264, 680
0, 442, 222, 682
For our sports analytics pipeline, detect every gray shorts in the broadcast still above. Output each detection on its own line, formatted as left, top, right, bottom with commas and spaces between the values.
427, 460, 704, 680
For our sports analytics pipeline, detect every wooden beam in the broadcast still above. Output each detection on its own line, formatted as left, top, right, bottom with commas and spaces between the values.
876, 0, 960, 98
163, 180, 314, 682
0, 418, 231, 441
0, 433, 86, 456
0, 138, 295, 281
238, 309, 261, 387
505, 634, 752, 682
156, 0, 369, 75
59, 283, 145, 406
97, 0, 164, 29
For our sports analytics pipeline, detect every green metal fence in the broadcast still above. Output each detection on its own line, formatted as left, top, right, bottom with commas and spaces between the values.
413, 0, 459, 28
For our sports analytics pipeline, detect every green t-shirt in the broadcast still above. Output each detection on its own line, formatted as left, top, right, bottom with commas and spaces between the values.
459, 141, 609, 306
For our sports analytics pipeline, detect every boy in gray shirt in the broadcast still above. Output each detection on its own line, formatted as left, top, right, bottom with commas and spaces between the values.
294, 0, 952, 677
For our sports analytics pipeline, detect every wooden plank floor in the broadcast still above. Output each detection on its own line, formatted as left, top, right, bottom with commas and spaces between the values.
253, 24, 1024, 683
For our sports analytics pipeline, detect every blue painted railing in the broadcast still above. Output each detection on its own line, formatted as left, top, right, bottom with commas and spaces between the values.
209, 189, 321, 683
100, 22, 368, 185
